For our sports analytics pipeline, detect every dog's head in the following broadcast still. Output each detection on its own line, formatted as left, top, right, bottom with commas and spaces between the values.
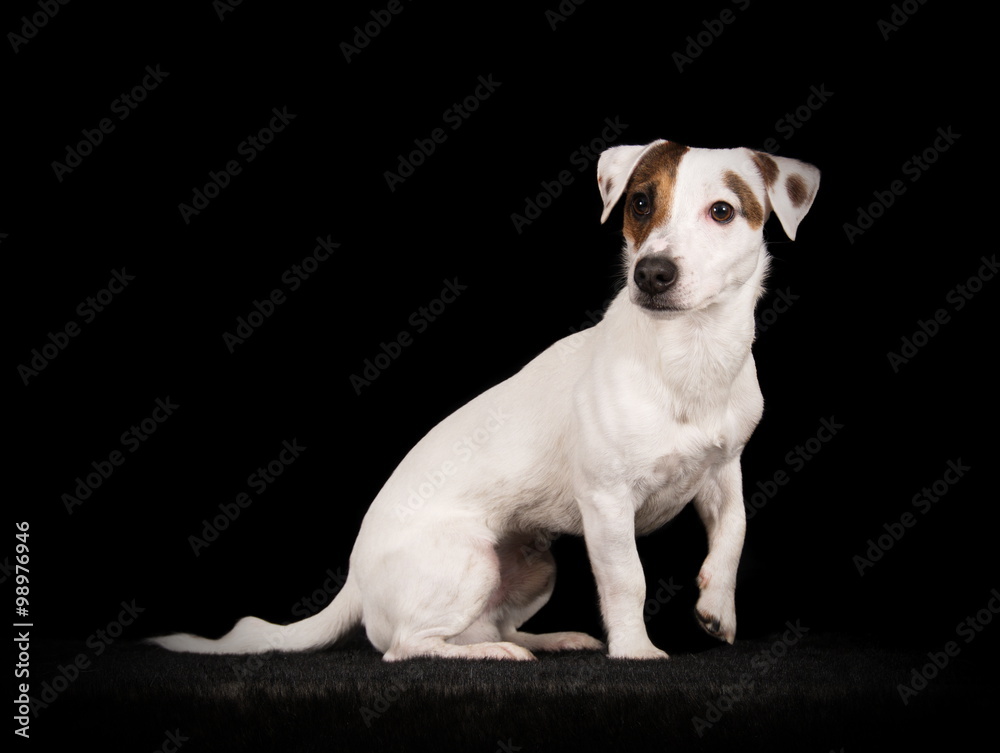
597, 141, 820, 314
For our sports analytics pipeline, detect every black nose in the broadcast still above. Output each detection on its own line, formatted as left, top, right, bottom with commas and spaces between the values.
634, 256, 678, 295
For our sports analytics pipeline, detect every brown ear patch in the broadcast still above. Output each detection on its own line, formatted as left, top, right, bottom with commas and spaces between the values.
622, 141, 689, 249
786, 174, 809, 208
752, 152, 779, 187
723, 170, 764, 229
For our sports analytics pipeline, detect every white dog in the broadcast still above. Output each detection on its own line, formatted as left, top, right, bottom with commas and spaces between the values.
151, 140, 819, 661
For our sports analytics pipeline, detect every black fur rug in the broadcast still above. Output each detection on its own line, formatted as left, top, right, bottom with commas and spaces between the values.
27, 630, 989, 752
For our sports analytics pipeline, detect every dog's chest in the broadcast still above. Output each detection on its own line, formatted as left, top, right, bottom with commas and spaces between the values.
632, 430, 729, 534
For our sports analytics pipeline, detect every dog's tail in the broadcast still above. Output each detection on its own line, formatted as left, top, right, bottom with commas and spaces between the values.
147, 575, 363, 654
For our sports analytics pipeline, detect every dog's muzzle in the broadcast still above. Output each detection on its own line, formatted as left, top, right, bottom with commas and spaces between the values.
633, 255, 679, 309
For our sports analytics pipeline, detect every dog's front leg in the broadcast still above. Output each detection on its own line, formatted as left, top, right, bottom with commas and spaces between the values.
579, 491, 668, 659
692, 458, 747, 644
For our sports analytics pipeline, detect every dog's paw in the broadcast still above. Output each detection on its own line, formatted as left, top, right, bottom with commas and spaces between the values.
478, 641, 538, 661
608, 640, 670, 660
695, 589, 736, 644
509, 630, 605, 652
386, 640, 538, 661
542, 631, 606, 652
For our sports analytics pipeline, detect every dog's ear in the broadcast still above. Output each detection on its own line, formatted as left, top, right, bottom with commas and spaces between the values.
748, 151, 821, 241
597, 141, 667, 224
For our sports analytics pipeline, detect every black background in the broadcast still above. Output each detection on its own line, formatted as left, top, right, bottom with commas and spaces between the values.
8, 0, 995, 663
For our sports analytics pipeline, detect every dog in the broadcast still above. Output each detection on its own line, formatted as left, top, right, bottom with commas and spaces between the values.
150, 139, 819, 661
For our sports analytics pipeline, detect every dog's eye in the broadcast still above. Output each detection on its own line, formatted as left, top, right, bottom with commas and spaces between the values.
710, 202, 735, 223
631, 193, 651, 217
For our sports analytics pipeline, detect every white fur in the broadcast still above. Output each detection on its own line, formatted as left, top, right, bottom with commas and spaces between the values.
150, 141, 819, 661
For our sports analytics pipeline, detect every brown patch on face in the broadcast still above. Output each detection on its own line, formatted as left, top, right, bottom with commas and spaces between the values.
786, 174, 809, 207
622, 141, 689, 249
723, 170, 764, 229
751, 152, 779, 187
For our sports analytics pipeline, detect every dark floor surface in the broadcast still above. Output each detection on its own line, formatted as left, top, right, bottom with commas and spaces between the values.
23, 630, 992, 752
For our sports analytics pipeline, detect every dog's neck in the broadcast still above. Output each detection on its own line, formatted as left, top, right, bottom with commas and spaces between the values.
605, 248, 768, 404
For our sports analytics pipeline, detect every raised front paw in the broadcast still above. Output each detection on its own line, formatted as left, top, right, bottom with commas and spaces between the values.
695, 588, 736, 644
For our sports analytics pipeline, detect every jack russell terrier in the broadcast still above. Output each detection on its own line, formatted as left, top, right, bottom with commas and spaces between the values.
151, 139, 820, 660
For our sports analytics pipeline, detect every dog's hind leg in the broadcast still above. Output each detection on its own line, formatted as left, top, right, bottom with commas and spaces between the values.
384, 637, 536, 661
491, 538, 603, 653
372, 526, 537, 661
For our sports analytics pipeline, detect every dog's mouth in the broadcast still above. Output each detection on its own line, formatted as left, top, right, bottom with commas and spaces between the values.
638, 297, 681, 311
630, 278, 726, 316
632, 289, 688, 314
